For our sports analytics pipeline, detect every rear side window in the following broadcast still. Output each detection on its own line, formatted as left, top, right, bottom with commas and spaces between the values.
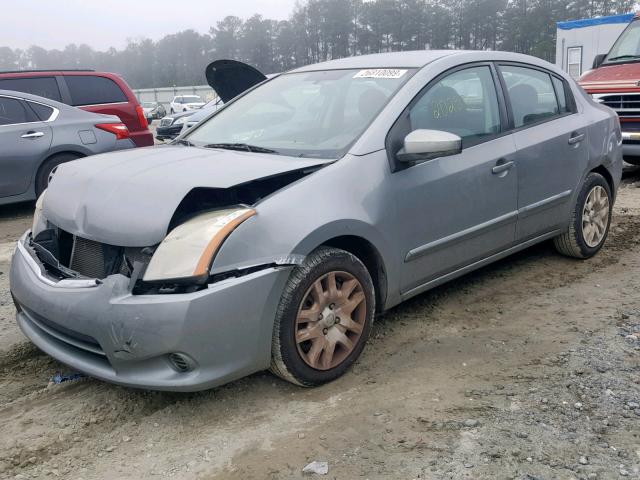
27, 101, 55, 121
552, 76, 571, 114
0, 97, 35, 125
500, 65, 559, 128
0, 77, 62, 102
65, 75, 127, 106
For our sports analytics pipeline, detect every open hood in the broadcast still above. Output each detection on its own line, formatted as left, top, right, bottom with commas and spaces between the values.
205, 59, 267, 102
43, 146, 329, 247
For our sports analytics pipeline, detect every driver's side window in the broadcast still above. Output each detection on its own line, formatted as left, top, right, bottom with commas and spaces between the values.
409, 66, 501, 147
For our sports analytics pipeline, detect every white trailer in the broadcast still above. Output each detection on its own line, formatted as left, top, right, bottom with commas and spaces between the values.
556, 13, 633, 79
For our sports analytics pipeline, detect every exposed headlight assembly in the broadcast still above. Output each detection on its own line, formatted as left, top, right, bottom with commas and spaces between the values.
143, 207, 255, 283
31, 191, 47, 236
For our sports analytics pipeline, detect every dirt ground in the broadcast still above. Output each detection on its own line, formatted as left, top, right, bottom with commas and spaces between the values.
0, 168, 639, 480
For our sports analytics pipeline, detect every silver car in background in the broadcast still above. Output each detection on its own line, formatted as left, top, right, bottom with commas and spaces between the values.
141, 101, 166, 122
10, 51, 622, 391
180, 97, 223, 133
0, 90, 135, 206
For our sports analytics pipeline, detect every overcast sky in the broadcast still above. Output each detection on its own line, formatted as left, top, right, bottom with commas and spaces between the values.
4, 0, 298, 51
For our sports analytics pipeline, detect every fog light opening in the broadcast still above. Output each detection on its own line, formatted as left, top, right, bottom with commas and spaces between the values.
168, 353, 195, 373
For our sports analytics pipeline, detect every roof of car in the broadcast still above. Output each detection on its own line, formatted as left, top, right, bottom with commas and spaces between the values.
290, 50, 471, 72
0, 69, 95, 74
288, 50, 560, 73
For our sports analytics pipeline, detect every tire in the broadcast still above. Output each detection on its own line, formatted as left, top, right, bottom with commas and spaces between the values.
170, 108, 174, 114
553, 172, 612, 259
35, 153, 81, 197
270, 247, 375, 387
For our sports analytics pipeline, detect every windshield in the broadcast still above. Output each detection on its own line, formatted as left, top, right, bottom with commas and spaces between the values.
182, 96, 202, 103
605, 19, 640, 64
186, 68, 414, 158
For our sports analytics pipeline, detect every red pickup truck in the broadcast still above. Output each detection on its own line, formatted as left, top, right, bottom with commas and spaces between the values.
580, 14, 640, 165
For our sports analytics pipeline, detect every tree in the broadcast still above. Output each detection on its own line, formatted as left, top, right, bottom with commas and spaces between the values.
211, 16, 243, 59
1, 0, 634, 87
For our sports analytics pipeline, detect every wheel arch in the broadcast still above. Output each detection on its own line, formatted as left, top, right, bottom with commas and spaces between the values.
589, 164, 614, 197
319, 235, 388, 314
33, 150, 86, 192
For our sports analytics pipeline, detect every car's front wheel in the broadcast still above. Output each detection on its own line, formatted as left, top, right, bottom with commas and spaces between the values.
554, 172, 612, 259
270, 247, 375, 386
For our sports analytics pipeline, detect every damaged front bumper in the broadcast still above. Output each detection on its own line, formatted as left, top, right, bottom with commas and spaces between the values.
10, 232, 292, 391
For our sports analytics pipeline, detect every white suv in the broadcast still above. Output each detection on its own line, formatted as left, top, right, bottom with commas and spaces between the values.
169, 95, 205, 113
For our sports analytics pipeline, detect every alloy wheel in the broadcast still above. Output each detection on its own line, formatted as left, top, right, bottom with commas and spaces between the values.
295, 271, 367, 370
581, 185, 609, 248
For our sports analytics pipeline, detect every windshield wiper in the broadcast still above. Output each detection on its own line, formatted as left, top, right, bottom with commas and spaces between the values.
173, 139, 194, 146
606, 54, 640, 62
203, 143, 277, 154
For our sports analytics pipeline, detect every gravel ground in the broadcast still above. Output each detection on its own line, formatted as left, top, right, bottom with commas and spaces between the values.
0, 167, 638, 480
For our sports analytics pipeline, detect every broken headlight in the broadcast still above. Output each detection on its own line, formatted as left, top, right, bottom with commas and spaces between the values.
143, 207, 255, 283
31, 191, 47, 236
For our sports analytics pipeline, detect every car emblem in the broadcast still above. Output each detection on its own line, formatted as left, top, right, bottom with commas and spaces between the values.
636, 80, 640, 86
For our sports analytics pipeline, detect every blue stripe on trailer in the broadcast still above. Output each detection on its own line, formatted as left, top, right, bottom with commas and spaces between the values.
557, 13, 634, 30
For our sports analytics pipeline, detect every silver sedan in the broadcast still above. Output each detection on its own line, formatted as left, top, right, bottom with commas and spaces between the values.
10, 51, 622, 391
0, 90, 135, 206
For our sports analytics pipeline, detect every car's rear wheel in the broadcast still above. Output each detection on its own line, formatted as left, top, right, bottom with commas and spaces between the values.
270, 247, 375, 386
553, 172, 612, 259
35, 153, 81, 197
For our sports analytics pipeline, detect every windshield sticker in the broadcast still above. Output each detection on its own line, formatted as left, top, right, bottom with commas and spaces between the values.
353, 69, 407, 79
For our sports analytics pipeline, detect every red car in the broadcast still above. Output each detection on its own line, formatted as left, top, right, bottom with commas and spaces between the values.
0, 70, 153, 147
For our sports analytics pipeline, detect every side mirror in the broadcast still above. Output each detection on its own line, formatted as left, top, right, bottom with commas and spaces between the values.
396, 129, 462, 163
593, 54, 606, 69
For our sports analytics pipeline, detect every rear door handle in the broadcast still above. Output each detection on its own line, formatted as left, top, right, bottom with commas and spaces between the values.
492, 160, 514, 175
21, 131, 44, 139
568, 132, 585, 145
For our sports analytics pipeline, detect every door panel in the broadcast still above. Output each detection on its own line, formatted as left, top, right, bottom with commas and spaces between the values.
0, 122, 53, 198
497, 65, 587, 240
389, 64, 518, 293
512, 115, 586, 240
395, 135, 518, 293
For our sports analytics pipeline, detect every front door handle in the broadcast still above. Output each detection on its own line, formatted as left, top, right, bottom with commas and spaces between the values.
21, 131, 44, 139
492, 160, 514, 175
568, 132, 585, 145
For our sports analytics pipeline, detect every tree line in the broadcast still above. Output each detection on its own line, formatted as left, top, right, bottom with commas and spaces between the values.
0, 0, 635, 89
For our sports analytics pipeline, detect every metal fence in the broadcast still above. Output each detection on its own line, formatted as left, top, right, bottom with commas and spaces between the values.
133, 85, 217, 110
